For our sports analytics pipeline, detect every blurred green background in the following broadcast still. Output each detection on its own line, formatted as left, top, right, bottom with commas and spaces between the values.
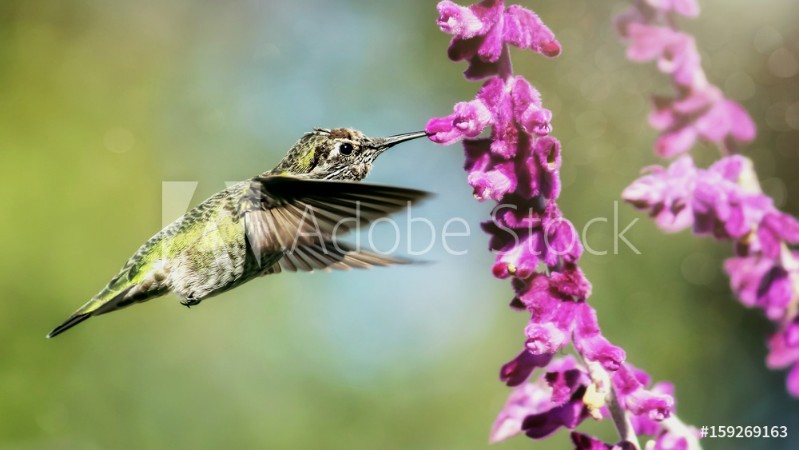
1, 0, 797, 449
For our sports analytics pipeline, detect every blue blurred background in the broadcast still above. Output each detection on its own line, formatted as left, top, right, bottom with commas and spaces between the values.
1, 0, 797, 448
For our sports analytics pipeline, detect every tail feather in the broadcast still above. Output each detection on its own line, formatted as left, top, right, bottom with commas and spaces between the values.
46, 312, 92, 338
46, 286, 137, 339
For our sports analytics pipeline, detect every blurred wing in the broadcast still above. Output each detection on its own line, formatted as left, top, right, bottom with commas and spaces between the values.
277, 240, 409, 272
241, 176, 429, 260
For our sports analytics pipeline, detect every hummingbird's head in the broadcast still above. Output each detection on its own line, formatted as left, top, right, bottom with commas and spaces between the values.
273, 128, 428, 181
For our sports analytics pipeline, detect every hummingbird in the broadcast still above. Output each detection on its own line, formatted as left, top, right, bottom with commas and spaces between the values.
47, 128, 430, 338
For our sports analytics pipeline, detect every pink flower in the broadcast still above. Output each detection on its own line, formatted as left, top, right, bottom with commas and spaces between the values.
766, 323, 799, 396
650, 87, 756, 157
502, 5, 561, 57
436, 0, 486, 37
613, 365, 674, 421
624, 155, 779, 241
492, 356, 589, 442
426, 86, 495, 144
499, 349, 553, 387
692, 156, 773, 240
463, 138, 518, 201
490, 383, 549, 442
626, 24, 703, 88
757, 212, 799, 259
573, 303, 626, 371
725, 254, 796, 321
438, 0, 561, 80
622, 155, 696, 232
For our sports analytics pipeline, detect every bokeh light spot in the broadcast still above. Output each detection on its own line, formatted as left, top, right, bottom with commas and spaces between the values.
767, 48, 799, 78
103, 127, 135, 154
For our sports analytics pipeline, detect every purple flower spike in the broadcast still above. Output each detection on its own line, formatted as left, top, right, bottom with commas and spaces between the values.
622, 10, 757, 155
429, 0, 699, 445
620, 0, 799, 400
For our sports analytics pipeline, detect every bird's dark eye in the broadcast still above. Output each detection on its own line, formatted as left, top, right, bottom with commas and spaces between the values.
339, 142, 354, 155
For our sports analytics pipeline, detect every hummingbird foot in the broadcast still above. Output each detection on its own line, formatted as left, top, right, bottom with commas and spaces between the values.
180, 296, 201, 308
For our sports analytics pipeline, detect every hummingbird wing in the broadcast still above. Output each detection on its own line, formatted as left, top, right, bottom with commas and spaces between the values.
241, 176, 429, 265
276, 239, 409, 273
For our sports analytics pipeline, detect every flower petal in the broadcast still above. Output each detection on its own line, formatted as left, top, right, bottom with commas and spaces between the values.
503, 5, 561, 57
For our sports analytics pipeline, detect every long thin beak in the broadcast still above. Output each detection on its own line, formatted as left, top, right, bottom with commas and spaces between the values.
373, 131, 429, 150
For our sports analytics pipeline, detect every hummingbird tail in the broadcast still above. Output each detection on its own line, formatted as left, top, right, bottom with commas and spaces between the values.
46, 312, 93, 339
46, 286, 136, 339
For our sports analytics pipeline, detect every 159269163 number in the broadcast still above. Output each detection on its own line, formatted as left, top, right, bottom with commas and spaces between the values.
702, 425, 788, 439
